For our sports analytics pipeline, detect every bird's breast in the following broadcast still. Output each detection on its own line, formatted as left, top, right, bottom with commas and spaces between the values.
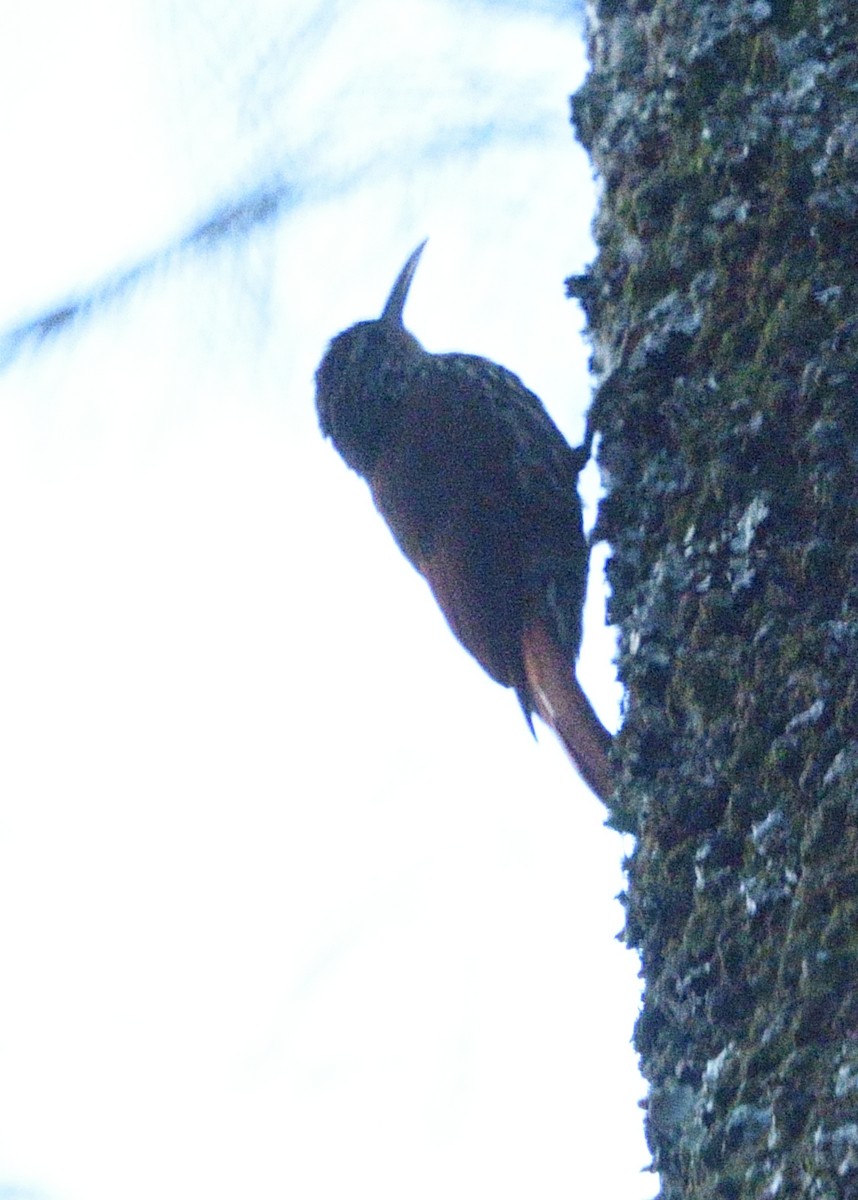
368, 380, 530, 690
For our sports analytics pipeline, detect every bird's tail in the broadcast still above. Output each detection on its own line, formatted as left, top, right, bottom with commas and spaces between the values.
522, 619, 615, 802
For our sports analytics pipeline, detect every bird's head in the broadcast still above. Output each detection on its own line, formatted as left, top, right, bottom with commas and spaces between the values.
315, 241, 427, 478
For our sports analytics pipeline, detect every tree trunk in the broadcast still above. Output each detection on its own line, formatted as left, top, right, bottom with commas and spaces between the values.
571, 2, 858, 1196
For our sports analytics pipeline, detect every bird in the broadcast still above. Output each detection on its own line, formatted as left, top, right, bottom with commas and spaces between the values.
315, 241, 614, 801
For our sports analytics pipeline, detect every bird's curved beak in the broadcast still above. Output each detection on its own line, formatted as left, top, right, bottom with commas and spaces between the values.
380, 239, 428, 326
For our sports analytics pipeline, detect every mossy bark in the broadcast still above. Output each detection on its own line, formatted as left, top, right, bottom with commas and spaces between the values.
570, 1, 858, 1196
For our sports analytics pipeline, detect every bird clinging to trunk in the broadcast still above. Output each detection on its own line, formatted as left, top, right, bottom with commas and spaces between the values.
315, 241, 613, 801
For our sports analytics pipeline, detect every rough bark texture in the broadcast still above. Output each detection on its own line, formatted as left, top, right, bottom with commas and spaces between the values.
570, 1, 858, 1196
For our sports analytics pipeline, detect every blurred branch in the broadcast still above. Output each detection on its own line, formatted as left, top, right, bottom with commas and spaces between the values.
0, 178, 295, 372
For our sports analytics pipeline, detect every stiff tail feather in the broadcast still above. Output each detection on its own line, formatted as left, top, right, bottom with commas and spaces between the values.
522, 619, 614, 801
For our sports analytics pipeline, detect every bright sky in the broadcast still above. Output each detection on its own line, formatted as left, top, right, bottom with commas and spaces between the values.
0, 3, 654, 1199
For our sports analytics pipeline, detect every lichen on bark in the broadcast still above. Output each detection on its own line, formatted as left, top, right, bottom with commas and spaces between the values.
570, 1, 858, 1195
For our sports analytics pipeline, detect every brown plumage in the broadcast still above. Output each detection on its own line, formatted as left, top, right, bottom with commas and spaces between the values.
315, 241, 613, 800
